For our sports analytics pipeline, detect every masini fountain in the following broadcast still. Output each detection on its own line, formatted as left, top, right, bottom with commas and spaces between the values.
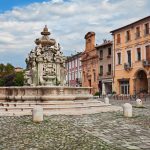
0, 26, 92, 102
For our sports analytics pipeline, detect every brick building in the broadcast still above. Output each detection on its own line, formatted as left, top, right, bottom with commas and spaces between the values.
81, 32, 99, 94
96, 40, 113, 95
111, 16, 150, 95
65, 52, 82, 87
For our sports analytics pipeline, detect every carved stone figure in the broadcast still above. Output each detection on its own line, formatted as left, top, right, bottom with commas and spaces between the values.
24, 26, 66, 86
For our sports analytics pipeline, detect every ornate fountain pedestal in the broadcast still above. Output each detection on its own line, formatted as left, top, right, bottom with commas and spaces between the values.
24, 25, 66, 87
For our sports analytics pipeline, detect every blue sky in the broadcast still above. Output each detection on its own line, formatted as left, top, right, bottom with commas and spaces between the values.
0, 0, 49, 12
0, 0, 149, 68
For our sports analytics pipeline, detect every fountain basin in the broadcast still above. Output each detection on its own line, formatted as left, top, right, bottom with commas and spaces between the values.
0, 86, 92, 101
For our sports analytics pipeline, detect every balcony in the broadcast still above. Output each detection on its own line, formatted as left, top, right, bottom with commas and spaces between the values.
107, 55, 111, 58
107, 72, 111, 75
124, 63, 132, 71
76, 78, 82, 83
99, 73, 103, 76
143, 60, 150, 67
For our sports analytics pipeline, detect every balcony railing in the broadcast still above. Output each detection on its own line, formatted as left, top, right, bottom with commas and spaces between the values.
143, 60, 150, 67
107, 55, 111, 58
99, 73, 103, 76
107, 72, 111, 75
124, 63, 132, 71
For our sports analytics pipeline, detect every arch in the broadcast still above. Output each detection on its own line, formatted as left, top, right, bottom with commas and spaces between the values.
134, 69, 148, 94
134, 68, 147, 78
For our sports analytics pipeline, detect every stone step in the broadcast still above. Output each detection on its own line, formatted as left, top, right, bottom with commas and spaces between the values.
0, 100, 105, 106
0, 102, 110, 110
0, 105, 122, 116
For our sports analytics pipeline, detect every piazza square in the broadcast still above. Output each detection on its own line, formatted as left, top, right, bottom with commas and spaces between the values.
0, 0, 149, 150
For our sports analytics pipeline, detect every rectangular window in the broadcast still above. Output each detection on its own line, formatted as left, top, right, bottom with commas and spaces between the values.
75, 59, 77, 67
146, 45, 150, 62
108, 64, 111, 74
69, 73, 71, 80
100, 66, 103, 75
69, 62, 71, 69
145, 23, 149, 35
71, 61, 74, 68
117, 34, 121, 44
127, 50, 131, 67
108, 47, 111, 56
136, 26, 140, 38
100, 50, 103, 59
126, 30, 131, 42
120, 81, 129, 95
93, 72, 96, 82
137, 48, 141, 61
79, 58, 81, 66
117, 53, 121, 65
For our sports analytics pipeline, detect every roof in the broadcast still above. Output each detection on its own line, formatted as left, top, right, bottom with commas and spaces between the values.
15, 67, 23, 69
110, 16, 150, 33
66, 52, 82, 61
95, 41, 112, 48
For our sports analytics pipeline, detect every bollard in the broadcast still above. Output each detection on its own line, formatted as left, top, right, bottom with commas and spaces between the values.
32, 106, 43, 123
136, 99, 143, 107
104, 97, 109, 104
123, 103, 132, 117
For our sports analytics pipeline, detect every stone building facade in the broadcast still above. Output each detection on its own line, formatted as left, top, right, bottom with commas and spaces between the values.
111, 16, 150, 95
96, 40, 113, 95
81, 32, 99, 94
65, 52, 82, 87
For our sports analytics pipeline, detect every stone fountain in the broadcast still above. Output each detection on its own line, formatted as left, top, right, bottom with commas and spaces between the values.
24, 25, 66, 86
0, 26, 92, 102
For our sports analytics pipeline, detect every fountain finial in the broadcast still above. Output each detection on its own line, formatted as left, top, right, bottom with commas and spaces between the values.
41, 25, 50, 35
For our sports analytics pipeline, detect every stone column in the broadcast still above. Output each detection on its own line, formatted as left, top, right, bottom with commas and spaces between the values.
148, 78, 150, 94
102, 82, 106, 95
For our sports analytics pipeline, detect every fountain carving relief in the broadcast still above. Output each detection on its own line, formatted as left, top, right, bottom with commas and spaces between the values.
24, 26, 66, 86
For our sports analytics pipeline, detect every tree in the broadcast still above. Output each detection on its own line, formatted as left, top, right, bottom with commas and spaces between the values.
14, 72, 24, 86
5, 63, 14, 73
0, 63, 24, 86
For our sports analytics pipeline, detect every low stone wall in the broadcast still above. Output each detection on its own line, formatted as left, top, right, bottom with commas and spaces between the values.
0, 86, 92, 101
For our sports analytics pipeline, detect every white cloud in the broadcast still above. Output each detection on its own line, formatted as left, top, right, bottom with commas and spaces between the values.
0, 0, 149, 67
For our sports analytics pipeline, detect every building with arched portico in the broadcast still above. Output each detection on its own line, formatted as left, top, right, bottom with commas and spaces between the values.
111, 16, 150, 95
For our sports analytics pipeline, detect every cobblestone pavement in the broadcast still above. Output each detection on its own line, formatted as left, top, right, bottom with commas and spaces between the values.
0, 99, 150, 150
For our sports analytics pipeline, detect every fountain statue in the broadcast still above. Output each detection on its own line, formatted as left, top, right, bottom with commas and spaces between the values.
24, 25, 66, 86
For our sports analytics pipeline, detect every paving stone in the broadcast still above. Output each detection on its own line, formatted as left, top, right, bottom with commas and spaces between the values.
126, 145, 141, 149
0, 99, 149, 149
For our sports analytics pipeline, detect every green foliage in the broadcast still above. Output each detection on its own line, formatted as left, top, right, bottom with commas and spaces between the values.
14, 72, 24, 86
0, 78, 5, 86
94, 92, 100, 96
112, 91, 116, 94
5, 63, 14, 73
0, 63, 24, 86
